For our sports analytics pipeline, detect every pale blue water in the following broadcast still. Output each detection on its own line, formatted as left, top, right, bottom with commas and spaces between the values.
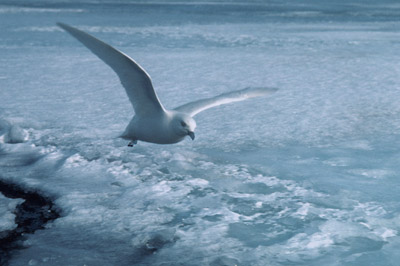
1, 1, 400, 265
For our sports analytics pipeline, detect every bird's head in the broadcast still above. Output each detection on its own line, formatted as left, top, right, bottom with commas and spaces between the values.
172, 113, 196, 140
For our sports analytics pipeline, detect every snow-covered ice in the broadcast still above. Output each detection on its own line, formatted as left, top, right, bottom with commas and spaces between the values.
1, 0, 400, 265
0, 193, 22, 233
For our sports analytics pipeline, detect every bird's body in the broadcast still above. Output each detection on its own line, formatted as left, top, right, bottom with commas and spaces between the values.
58, 23, 277, 146
121, 110, 195, 144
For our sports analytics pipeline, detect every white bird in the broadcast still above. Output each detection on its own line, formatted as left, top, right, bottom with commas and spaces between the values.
57, 23, 278, 146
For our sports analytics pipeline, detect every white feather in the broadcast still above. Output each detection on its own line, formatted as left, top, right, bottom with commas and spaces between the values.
174, 87, 278, 117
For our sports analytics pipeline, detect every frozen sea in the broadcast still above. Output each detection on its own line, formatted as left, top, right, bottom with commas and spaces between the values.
1, 0, 400, 265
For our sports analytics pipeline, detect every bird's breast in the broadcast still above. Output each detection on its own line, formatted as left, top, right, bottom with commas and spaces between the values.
125, 115, 184, 144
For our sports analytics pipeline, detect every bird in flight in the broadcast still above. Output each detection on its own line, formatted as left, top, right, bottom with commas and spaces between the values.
58, 23, 278, 146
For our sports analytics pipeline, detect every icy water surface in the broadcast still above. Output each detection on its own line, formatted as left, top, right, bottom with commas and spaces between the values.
1, 1, 400, 265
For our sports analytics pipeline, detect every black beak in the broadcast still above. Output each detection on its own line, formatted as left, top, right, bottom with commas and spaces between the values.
188, 131, 195, 140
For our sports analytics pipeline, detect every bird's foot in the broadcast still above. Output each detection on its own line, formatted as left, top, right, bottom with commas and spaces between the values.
128, 140, 138, 147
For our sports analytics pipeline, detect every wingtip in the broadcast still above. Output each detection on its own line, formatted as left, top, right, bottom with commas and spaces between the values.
56, 22, 72, 32
243, 87, 279, 95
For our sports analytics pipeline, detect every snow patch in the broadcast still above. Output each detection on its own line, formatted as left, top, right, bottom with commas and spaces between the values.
3, 125, 29, 144
0, 193, 23, 232
349, 169, 393, 179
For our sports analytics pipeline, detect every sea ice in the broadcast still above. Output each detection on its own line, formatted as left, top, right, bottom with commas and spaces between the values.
1, 1, 400, 265
0, 193, 22, 232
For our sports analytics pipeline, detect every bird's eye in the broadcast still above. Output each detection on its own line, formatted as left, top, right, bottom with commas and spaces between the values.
181, 121, 186, 127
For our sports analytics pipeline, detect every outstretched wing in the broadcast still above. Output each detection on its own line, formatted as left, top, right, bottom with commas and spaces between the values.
57, 23, 165, 116
174, 87, 278, 117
